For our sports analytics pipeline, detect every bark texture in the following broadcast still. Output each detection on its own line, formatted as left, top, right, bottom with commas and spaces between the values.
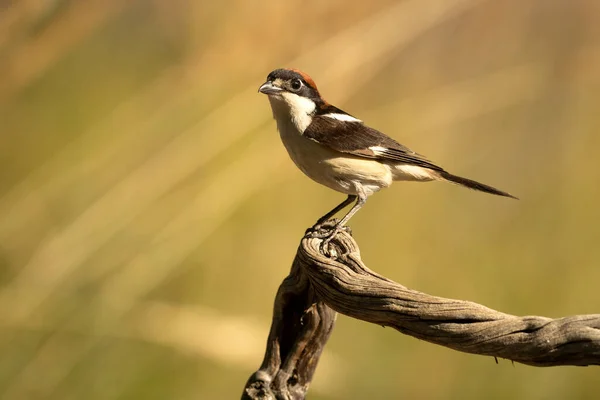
243, 229, 600, 399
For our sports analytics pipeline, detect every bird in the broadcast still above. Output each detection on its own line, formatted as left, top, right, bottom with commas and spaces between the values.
258, 68, 516, 241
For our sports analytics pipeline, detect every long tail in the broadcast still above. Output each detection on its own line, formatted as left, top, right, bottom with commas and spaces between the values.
439, 171, 518, 199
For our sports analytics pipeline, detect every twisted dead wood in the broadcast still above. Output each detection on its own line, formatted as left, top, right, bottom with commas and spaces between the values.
243, 229, 600, 399
242, 251, 336, 400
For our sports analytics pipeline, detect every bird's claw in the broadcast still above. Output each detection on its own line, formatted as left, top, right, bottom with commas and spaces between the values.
304, 220, 351, 257
305, 219, 339, 237
307, 227, 335, 239
320, 229, 340, 254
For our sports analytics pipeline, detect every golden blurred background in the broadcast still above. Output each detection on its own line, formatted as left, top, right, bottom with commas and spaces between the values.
1, 0, 599, 399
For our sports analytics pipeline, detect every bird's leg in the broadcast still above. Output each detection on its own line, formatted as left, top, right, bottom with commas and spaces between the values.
310, 183, 367, 254
334, 189, 366, 229
320, 192, 366, 253
313, 195, 357, 228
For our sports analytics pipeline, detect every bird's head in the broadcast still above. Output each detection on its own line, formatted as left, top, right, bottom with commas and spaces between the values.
259, 69, 327, 130
258, 68, 321, 99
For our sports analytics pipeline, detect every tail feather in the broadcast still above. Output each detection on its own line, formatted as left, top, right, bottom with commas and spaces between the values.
439, 171, 517, 199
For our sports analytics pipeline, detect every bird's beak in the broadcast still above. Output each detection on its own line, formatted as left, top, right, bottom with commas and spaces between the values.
258, 81, 283, 95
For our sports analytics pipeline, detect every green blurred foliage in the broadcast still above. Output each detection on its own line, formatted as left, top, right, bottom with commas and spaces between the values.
0, 0, 599, 399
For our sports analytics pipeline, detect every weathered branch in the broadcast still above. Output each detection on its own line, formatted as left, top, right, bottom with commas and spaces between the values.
242, 254, 336, 400
243, 228, 600, 399
302, 230, 600, 366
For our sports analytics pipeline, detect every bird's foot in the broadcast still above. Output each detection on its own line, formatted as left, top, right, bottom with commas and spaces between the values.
305, 219, 346, 237
320, 228, 340, 255
305, 220, 351, 256
305, 219, 335, 237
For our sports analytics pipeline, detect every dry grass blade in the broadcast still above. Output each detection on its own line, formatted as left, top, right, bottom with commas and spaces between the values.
0, 0, 128, 102
0, 300, 342, 398
368, 63, 547, 137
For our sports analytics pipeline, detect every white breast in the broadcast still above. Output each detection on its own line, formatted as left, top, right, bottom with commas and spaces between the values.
274, 116, 393, 196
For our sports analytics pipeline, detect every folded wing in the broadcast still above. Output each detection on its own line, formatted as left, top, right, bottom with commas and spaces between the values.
303, 115, 444, 172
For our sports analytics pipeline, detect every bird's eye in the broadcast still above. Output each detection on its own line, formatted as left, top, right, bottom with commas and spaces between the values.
290, 79, 303, 91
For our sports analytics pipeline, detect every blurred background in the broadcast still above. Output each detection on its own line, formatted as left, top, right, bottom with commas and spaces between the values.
0, 0, 599, 399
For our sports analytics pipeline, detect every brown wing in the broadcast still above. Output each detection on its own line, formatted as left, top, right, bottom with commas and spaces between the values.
304, 115, 444, 171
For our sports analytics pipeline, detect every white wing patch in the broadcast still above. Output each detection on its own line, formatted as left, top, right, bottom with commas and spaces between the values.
322, 113, 362, 123
369, 146, 388, 156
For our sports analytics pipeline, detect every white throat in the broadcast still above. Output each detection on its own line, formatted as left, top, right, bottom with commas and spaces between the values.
268, 92, 316, 133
